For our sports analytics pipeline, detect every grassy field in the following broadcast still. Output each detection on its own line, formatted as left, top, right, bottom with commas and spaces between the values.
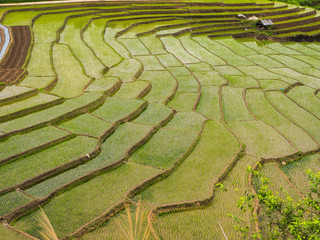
0, 0, 319, 239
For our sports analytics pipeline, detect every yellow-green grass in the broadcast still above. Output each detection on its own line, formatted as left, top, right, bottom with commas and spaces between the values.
1, 7, 100, 27
262, 41, 303, 55
214, 38, 257, 56
0, 136, 97, 190
86, 76, 120, 92
238, 39, 278, 55
176, 75, 199, 92
287, 86, 320, 118
122, 19, 207, 39
167, 92, 198, 111
183, 24, 242, 36
193, 36, 255, 66
0, 86, 34, 102
271, 8, 316, 24
135, 55, 164, 70
0, 93, 60, 119
50, 44, 92, 98
26, 122, 153, 198
0, 126, 68, 161
135, 121, 239, 204
246, 89, 317, 152
91, 97, 146, 123
94, 122, 152, 166
26, 44, 54, 77
117, 19, 185, 36
1, 2, 320, 239
130, 128, 199, 169
295, 67, 320, 80
281, 154, 320, 196
133, 102, 173, 126
112, 81, 150, 99
215, 65, 243, 76
225, 75, 259, 88
80, 202, 154, 240
183, 0, 269, 3
60, 15, 105, 79
246, 54, 285, 68
258, 79, 289, 90
19, 76, 56, 90
79, 209, 129, 240
283, 42, 320, 56
238, 66, 297, 84
228, 121, 296, 158
139, 35, 167, 55
2, 11, 39, 26
153, 155, 258, 240
196, 86, 221, 120
140, 70, 176, 103
156, 25, 190, 35
179, 35, 226, 66
302, 42, 320, 52
118, 38, 150, 56
187, 62, 212, 71
117, 18, 180, 39
0, 92, 103, 132
222, 87, 254, 121
83, 19, 122, 67
0, 224, 30, 240
155, 53, 182, 67
193, 70, 226, 85
266, 91, 320, 143
105, 58, 142, 82
104, 24, 131, 58
164, 111, 206, 132
107, 18, 146, 35
33, 12, 86, 43
275, 20, 320, 35
168, 66, 190, 77
184, 5, 271, 9
160, 36, 200, 64
268, 54, 311, 68
292, 55, 320, 68
15, 163, 160, 238
0, 191, 31, 216
57, 114, 113, 137
208, 28, 250, 36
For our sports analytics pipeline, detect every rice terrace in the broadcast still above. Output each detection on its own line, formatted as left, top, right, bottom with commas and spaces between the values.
0, 0, 320, 238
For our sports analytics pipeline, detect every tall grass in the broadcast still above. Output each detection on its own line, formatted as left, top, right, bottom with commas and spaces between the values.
117, 202, 152, 240
32, 203, 154, 240
38, 208, 58, 240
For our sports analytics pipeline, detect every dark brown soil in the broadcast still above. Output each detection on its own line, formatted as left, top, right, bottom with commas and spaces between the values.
0, 69, 25, 83
0, 26, 31, 83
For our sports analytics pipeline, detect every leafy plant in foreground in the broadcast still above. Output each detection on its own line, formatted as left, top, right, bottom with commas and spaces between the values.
230, 166, 320, 239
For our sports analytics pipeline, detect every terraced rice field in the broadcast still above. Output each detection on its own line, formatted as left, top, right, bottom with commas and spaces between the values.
0, 0, 319, 239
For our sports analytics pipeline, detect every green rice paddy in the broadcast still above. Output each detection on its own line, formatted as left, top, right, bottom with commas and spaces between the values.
0, 0, 319, 239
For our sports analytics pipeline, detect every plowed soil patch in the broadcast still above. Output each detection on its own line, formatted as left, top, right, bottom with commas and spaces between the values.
0, 26, 31, 83
0, 69, 25, 83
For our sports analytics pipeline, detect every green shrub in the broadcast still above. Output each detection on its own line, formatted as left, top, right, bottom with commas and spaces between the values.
231, 166, 320, 239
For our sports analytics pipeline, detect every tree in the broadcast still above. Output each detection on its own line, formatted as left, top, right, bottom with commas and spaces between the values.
230, 166, 320, 239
